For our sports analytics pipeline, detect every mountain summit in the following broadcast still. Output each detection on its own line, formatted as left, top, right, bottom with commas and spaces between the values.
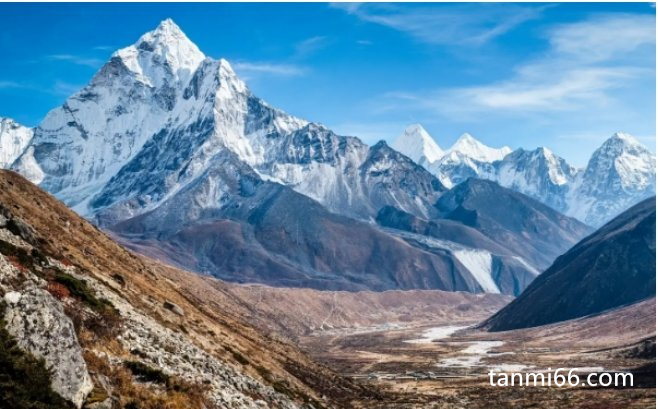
449, 133, 511, 162
114, 18, 205, 86
391, 124, 444, 167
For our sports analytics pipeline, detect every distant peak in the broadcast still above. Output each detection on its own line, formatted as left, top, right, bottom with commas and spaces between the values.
452, 133, 484, 151
456, 132, 476, 142
449, 133, 511, 162
392, 123, 444, 165
609, 132, 640, 145
535, 146, 553, 156
404, 123, 428, 134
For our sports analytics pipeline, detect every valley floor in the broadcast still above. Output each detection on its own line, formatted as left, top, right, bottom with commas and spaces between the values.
296, 298, 656, 408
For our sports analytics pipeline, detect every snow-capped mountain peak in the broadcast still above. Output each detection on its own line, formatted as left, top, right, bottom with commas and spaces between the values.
584, 132, 655, 191
391, 124, 444, 167
610, 131, 641, 144
114, 18, 205, 86
0, 117, 33, 168
449, 133, 512, 162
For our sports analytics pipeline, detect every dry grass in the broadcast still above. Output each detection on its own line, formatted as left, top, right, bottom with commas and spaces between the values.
0, 169, 373, 408
84, 350, 212, 409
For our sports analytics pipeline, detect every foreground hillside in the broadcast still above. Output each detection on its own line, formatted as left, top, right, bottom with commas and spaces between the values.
484, 197, 656, 331
0, 169, 383, 408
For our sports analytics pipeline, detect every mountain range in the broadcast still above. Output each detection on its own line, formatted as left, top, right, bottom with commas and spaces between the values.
393, 124, 656, 227
0, 19, 648, 296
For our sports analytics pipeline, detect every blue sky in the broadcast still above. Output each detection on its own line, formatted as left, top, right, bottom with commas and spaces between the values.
0, 3, 654, 165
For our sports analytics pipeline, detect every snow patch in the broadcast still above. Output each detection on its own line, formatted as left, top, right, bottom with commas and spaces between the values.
453, 249, 500, 294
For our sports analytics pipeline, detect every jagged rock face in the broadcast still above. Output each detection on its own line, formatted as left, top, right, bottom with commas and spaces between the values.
487, 147, 578, 213
569, 133, 656, 227
0, 117, 32, 168
4, 286, 94, 408
484, 197, 656, 332
0, 252, 93, 408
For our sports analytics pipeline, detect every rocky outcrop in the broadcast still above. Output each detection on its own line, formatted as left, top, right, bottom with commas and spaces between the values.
68, 262, 300, 409
0, 252, 93, 408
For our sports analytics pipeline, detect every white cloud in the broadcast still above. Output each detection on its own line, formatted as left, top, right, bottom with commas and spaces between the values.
232, 61, 307, 78
373, 13, 655, 116
332, 3, 546, 46
0, 81, 26, 89
92, 45, 115, 51
47, 54, 104, 68
547, 13, 655, 63
294, 36, 329, 58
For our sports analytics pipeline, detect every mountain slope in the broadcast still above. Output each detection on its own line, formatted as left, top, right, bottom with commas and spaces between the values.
105, 162, 479, 292
376, 206, 539, 295
435, 178, 592, 269
484, 197, 656, 332
0, 169, 376, 408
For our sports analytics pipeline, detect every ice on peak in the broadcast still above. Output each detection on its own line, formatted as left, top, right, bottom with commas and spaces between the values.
449, 133, 511, 163
392, 123, 444, 165
217, 58, 242, 82
114, 18, 205, 86
593, 132, 652, 160
155, 18, 182, 34
609, 132, 641, 146
535, 146, 554, 158
405, 123, 430, 136
455, 132, 477, 143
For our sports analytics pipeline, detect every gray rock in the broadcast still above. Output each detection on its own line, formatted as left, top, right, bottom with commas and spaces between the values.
4, 286, 93, 408
4, 291, 21, 305
163, 300, 184, 316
